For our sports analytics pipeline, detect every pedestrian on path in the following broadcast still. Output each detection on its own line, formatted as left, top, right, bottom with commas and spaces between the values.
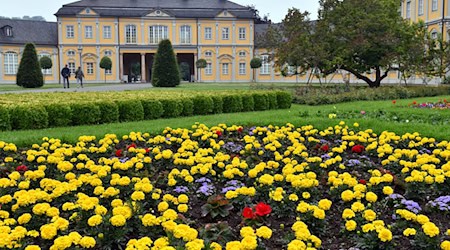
61, 65, 71, 88
75, 66, 85, 88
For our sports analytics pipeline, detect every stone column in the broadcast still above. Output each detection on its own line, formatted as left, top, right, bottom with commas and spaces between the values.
119, 53, 124, 82
141, 53, 146, 83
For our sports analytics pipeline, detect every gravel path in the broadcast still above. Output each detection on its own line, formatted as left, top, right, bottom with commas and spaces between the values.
0, 83, 154, 94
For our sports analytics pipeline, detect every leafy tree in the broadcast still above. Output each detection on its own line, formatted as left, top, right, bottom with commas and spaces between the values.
152, 39, 180, 87
99, 56, 112, 83
195, 59, 207, 82
16, 43, 43, 88
250, 58, 262, 82
39, 56, 52, 84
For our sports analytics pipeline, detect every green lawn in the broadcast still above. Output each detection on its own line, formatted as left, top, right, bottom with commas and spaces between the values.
1, 95, 449, 147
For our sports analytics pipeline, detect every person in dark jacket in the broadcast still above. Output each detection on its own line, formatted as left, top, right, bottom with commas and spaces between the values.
75, 66, 85, 88
61, 65, 71, 88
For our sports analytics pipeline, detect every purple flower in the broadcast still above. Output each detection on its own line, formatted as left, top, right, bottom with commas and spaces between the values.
120, 157, 129, 163
196, 183, 215, 196
388, 194, 404, 200
173, 186, 189, 193
195, 177, 212, 184
321, 154, 331, 160
347, 159, 361, 167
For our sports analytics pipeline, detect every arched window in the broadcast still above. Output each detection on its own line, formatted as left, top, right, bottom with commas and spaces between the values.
104, 50, 112, 57
4, 52, 18, 74
431, 30, 438, 40
205, 51, 213, 57
180, 25, 191, 44
125, 25, 137, 44
149, 25, 168, 44
67, 50, 76, 56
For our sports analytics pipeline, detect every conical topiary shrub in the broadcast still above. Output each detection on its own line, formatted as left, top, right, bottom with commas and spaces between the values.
151, 39, 180, 87
16, 43, 44, 88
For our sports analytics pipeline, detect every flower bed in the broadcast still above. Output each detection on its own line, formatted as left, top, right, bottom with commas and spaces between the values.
0, 122, 449, 249
409, 99, 450, 109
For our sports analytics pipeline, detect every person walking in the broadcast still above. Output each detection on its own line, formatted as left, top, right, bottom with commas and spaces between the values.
75, 66, 85, 88
61, 65, 71, 88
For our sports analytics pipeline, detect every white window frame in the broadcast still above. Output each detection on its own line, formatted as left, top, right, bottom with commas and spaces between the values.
38, 54, 52, 75
260, 55, 270, 75
239, 27, 246, 40
68, 62, 76, 74
406, 1, 411, 18
4, 52, 18, 75
432, 0, 438, 11
66, 25, 74, 38
418, 0, 424, 16
222, 27, 229, 40
85, 25, 93, 39
5, 27, 12, 37
222, 63, 229, 75
86, 62, 94, 75
149, 25, 168, 44
125, 25, 137, 44
239, 62, 246, 75
205, 62, 212, 75
431, 30, 438, 39
205, 27, 212, 40
103, 25, 111, 39
180, 25, 191, 44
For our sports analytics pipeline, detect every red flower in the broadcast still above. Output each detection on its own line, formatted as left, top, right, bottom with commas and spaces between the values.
255, 202, 272, 217
115, 149, 123, 157
359, 179, 367, 185
237, 127, 243, 133
242, 207, 254, 219
392, 100, 396, 104
320, 144, 329, 152
127, 143, 136, 150
16, 165, 28, 172
215, 130, 222, 136
413, 101, 417, 105
351, 145, 365, 154
145, 148, 150, 153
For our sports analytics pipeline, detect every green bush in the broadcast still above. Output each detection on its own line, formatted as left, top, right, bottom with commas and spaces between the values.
276, 91, 292, 109
44, 103, 72, 127
242, 94, 255, 112
160, 99, 182, 118
180, 98, 194, 117
193, 96, 214, 115
10, 105, 48, 130
267, 92, 278, 109
116, 100, 144, 122
222, 95, 243, 113
16, 43, 44, 88
0, 106, 11, 131
211, 96, 223, 114
141, 100, 164, 120
98, 101, 120, 124
253, 93, 269, 111
71, 103, 101, 125
152, 40, 180, 87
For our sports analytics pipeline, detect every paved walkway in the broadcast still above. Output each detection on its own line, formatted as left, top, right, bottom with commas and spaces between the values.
0, 83, 154, 94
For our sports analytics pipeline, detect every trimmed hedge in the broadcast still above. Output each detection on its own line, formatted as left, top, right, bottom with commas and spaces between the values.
0, 90, 292, 131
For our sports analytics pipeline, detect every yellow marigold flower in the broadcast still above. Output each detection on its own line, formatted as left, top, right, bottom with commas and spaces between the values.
240, 236, 257, 250
302, 192, 310, 199
422, 222, 440, 237
345, 220, 357, 231
18, 213, 32, 225
24, 246, 41, 250
351, 202, 365, 212
342, 208, 355, 219
87, 215, 103, 227
131, 191, 145, 201
240, 227, 255, 238
40, 224, 58, 240
95, 205, 108, 215
447, 229, 450, 236
162, 209, 178, 221
378, 228, 393, 242
178, 194, 189, 203
341, 190, 354, 202
441, 241, 450, 250
313, 208, 326, 220
365, 192, 378, 203
158, 201, 170, 212
177, 204, 188, 213
210, 242, 222, 250
287, 239, 306, 250
403, 228, 417, 237
363, 209, 377, 222
362, 223, 375, 233
258, 174, 274, 185
185, 239, 204, 250
110, 215, 126, 227
142, 214, 160, 227
382, 186, 394, 195
256, 226, 272, 239
226, 241, 242, 250
79, 236, 96, 248
416, 215, 430, 225
318, 199, 332, 211
289, 194, 299, 202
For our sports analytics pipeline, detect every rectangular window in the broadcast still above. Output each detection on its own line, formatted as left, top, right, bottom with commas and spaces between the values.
149, 25, 168, 44
87, 62, 94, 74
180, 25, 191, 44
103, 25, 111, 39
239, 27, 246, 40
432, 0, 438, 11
68, 62, 76, 74
222, 27, 229, 40
239, 62, 246, 75
4, 52, 18, 74
205, 27, 212, 40
106, 69, 112, 75
38, 54, 52, 75
85, 26, 93, 39
206, 63, 212, 75
418, 0, 424, 15
222, 63, 229, 75
125, 25, 137, 44
406, 1, 411, 18
66, 25, 74, 38
260, 55, 270, 75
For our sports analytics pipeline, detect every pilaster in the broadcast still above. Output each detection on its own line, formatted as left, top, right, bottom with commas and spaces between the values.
215, 46, 220, 82
115, 46, 120, 81
96, 46, 100, 81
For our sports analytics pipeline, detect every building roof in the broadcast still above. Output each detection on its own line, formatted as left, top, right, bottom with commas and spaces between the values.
55, 0, 254, 19
0, 19, 57, 46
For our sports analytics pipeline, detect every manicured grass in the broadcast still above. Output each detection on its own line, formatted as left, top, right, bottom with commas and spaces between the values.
2, 95, 449, 147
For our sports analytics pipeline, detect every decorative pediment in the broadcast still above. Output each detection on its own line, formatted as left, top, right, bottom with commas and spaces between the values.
218, 54, 234, 61
216, 10, 235, 18
146, 9, 171, 17
79, 8, 98, 15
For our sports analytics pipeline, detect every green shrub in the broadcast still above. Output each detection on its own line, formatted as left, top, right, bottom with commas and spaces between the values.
222, 95, 243, 113
180, 98, 194, 116
253, 93, 269, 111
160, 99, 182, 118
152, 40, 180, 87
141, 100, 164, 120
193, 96, 214, 115
16, 43, 44, 88
44, 103, 72, 127
242, 94, 255, 112
0, 106, 11, 131
10, 105, 48, 130
116, 100, 144, 122
267, 92, 278, 109
71, 103, 101, 125
276, 91, 292, 109
211, 96, 223, 114
98, 101, 120, 124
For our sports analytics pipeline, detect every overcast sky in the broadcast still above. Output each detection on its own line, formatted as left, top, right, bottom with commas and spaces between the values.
1, 0, 319, 23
